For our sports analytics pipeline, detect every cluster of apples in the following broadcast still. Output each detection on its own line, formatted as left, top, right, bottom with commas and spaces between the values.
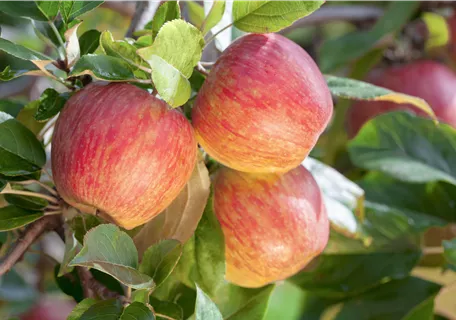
51, 33, 333, 288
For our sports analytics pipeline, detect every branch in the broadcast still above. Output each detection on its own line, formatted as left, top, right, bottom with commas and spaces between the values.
125, 1, 162, 38
0, 215, 61, 276
280, 5, 384, 33
77, 266, 129, 304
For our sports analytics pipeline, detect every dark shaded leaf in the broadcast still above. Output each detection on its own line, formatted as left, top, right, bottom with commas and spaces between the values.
79, 299, 123, 320
60, 1, 103, 24
139, 239, 182, 287
149, 297, 183, 320
35, 88, 69, 122
0, 205, 43, 231
333, 277, 440, 320
69, 54, 136, 81
79, 29, 101, 55
291, 251, 421, 298
0, 114, 46, 176
0, 100, 24, 118
67, 298, 97, 320
54, 265, 84, 303
0, 2, 48, 21
120, 302, 155, 320
348, 111, 456, 185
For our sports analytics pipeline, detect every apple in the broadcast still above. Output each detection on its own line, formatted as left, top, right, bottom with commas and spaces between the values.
20, 297, 76, 320
192, 33, 333, 173
52, 83, 197, 230
346, 60, 456, 137
213, 165, 329, 288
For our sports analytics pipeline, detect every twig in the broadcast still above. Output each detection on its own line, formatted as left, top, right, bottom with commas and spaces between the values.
155, 313, 175, 320
125, 1, 150, 38
77, 266, 129, 304
0, 215, 61, 276
11, 180, 59, 197
37, 115, 59, 141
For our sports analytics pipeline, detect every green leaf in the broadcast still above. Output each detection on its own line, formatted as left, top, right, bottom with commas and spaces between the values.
195, 285, 223, 320
69, 54, 136, 81
67, 298, 97, 320
0, 205, 43, 231
201, 1, 226, 35
360, 172, 456, 223
137, 19, 204, 106
71, 214, 103, 244
144, 19, 204, 78
54, 265, 84, 303
36, 1, 60, 20
0, 100, 24, 118
0, 1, 48, 21
232, 1, 324, 33
0, 65, 41, 82
149, 297, 183, 320
348, 111, 456, 185
69, 224, 155, 290
187, 1, 205, 29
60, 1, 103, 24
100, 31, 149, 79
0, 179, 6, 191
120, 302, 155, 320
58, 227, 81, 276
179, 193, 226, 296
0, 114, 46, 176
291, 251, 421, 298
147, 55, 191, 107
225, 285, 275, 320
325, 75, 437, 122
320, 2, 419, 72
402, 296, 436, 320
139, 239, 183, 288
135, 35, 153, 49
80, 299, 123, 320
333, 277, 440, 320
443, 238, 456, 271
79, 29, 101, 55
4, 192, 48, 210
0, 37, 51, 61
147, 1, 181, 39
35, 88, 69, 122
32, 20, 61, 48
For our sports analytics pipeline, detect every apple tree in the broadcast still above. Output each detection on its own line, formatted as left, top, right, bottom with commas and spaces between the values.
0, 1, 455, 320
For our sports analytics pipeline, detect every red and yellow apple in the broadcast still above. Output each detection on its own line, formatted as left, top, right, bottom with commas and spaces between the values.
192, 33, 333, 173
346, 60, 456, 137
52, 83, 197, 229
213, 165, 329, 288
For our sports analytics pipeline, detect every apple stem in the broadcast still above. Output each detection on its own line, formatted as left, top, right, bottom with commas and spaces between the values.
0, 215, 61, 276
11, 180, 59, 197
196, 63, 209, 77
199, 61, 215, 68
0, 187, 59, 204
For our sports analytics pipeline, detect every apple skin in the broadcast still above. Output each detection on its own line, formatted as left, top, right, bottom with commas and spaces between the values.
20, 298, 76, 320
52, 83, 197, 230
192, 33, 333, 173
213, 165, 329, 288
346, 60, 456, 137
